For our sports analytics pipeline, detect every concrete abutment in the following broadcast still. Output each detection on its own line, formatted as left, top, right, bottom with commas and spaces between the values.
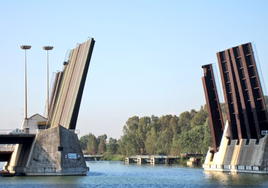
5, 125, 88, 176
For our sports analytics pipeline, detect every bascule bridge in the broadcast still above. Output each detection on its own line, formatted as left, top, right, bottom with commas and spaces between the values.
202, 42, 268, 173
0, 38, 95, 175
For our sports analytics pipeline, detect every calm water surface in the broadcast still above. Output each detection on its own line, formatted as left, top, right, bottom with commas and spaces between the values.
0, 161, 268, 187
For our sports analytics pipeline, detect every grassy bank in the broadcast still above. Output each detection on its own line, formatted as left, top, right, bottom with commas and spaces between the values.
102, 155, 125, 161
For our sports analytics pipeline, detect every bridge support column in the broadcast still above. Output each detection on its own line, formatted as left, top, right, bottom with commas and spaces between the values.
137, 158, 147, 164
150, 157, 165, 164
125, 157, 135, 163
6, 125, 88, 176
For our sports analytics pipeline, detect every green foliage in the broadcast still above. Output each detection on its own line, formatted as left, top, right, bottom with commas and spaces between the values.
79, 134, 91, 150
80, 105, 214, 158
190, 106, 208, 128
87, 134, 97, 154
79, 133, 118, 155
118, 107, 212, 156
179, 156, 188, 165
107, 138, 119, 155
102, 155, 125, 161
110, 156, 125, 161
202, 118, 213, 154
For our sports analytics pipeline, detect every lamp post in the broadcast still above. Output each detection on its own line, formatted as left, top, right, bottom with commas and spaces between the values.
42, 46, 53, 119
20, 45, 31, 119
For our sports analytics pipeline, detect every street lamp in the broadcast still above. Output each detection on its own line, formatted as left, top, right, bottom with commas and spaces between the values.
20, 45, 31, 119
43, 46, 53, 119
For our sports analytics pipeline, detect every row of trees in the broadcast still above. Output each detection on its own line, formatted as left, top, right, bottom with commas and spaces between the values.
79, 133, 119, 155
79, 105, 213, 156
118, 106, 211, 156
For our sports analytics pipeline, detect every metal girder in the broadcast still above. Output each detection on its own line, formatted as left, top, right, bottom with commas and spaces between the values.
217, 51, 239, 140
202, 64, 224, 152
216, 43, 268, 141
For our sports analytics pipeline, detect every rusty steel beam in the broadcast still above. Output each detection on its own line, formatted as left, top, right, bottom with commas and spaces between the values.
202, 64, 224, 152
217, 51, 238, 140
238, 43, 268, 139
229, 47, 254, 139
225, 49, 247, 141
238, 44, 260, 139
216, 42, 268, 141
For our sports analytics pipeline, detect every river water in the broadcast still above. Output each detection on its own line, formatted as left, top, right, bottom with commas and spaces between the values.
0, 161, 268, 187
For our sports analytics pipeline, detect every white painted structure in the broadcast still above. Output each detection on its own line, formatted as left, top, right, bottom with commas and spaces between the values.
203, 121, 268, 174
21, 113, 47, 134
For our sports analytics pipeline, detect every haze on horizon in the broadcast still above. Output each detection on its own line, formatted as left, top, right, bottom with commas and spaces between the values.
0, 1, 267, 139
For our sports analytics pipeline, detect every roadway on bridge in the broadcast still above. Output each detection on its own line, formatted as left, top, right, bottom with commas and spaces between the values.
0, 134, 35, 161
0, 134, 35, 144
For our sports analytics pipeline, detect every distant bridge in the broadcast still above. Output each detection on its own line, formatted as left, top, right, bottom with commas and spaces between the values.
126, 155, 180, 165
84, 155, 104, 161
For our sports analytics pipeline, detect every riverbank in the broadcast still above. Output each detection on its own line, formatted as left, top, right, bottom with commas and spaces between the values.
102, 155, 125, 161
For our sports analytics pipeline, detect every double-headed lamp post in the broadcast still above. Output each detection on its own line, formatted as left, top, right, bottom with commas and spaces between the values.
20, 45, 31, 119
42, 46, 53, 119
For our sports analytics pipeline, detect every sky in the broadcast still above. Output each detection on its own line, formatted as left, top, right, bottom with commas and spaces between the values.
0, 1, 267, 139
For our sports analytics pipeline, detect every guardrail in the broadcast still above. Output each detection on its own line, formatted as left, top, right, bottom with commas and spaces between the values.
0, 128, 80, 135
128, 155, 181, 159
0, 145, 15, 151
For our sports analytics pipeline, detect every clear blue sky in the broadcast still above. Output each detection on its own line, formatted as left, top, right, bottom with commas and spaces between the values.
0, 1, 267, 139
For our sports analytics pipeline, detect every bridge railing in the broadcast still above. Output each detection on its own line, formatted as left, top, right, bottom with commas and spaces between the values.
0, 145, 15, 151
0, 128, 80, 135
128, 155, 181, 159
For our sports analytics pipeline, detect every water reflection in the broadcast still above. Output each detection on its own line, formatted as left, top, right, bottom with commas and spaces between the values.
1, 161, 268, 187
204, 170, 268, 186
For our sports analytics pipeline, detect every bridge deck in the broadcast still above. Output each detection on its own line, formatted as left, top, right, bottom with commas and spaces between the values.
0, 151, 12, 161
0, 134, 35, 144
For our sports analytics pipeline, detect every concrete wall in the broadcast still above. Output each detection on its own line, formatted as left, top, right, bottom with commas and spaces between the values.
25, 125, 88, 175
203, 135, 268, 173
223, 140, 237, 165
26, 125, 61, 173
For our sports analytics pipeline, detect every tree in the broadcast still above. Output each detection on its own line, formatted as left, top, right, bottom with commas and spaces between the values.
98, 138, 107, 154
118, 134, 139, 156
79, 134, 90, 150
170, 134, 180, 155
155, 129, 173, 155
202, 118, 213, 154
151, 115, 159, 123
170, 115, 180, 134
107, 137, 119, 155
178, 111, 192, 132
145, 127, 158, 155
190, 106, 208, 128
157, 115, 172, 131
87, 134, 98, 155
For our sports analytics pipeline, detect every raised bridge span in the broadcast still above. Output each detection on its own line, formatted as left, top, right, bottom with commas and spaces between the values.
2, 38, 95, 176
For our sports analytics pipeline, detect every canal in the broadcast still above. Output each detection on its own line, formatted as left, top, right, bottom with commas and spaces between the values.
0, 161, 268, 187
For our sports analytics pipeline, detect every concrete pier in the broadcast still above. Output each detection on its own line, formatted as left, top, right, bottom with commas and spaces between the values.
126, 155, 180, 165
0, 39, 95, 176
5, 125, 88, 175
125, 157, 135, 163
203, 122, 268, 174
